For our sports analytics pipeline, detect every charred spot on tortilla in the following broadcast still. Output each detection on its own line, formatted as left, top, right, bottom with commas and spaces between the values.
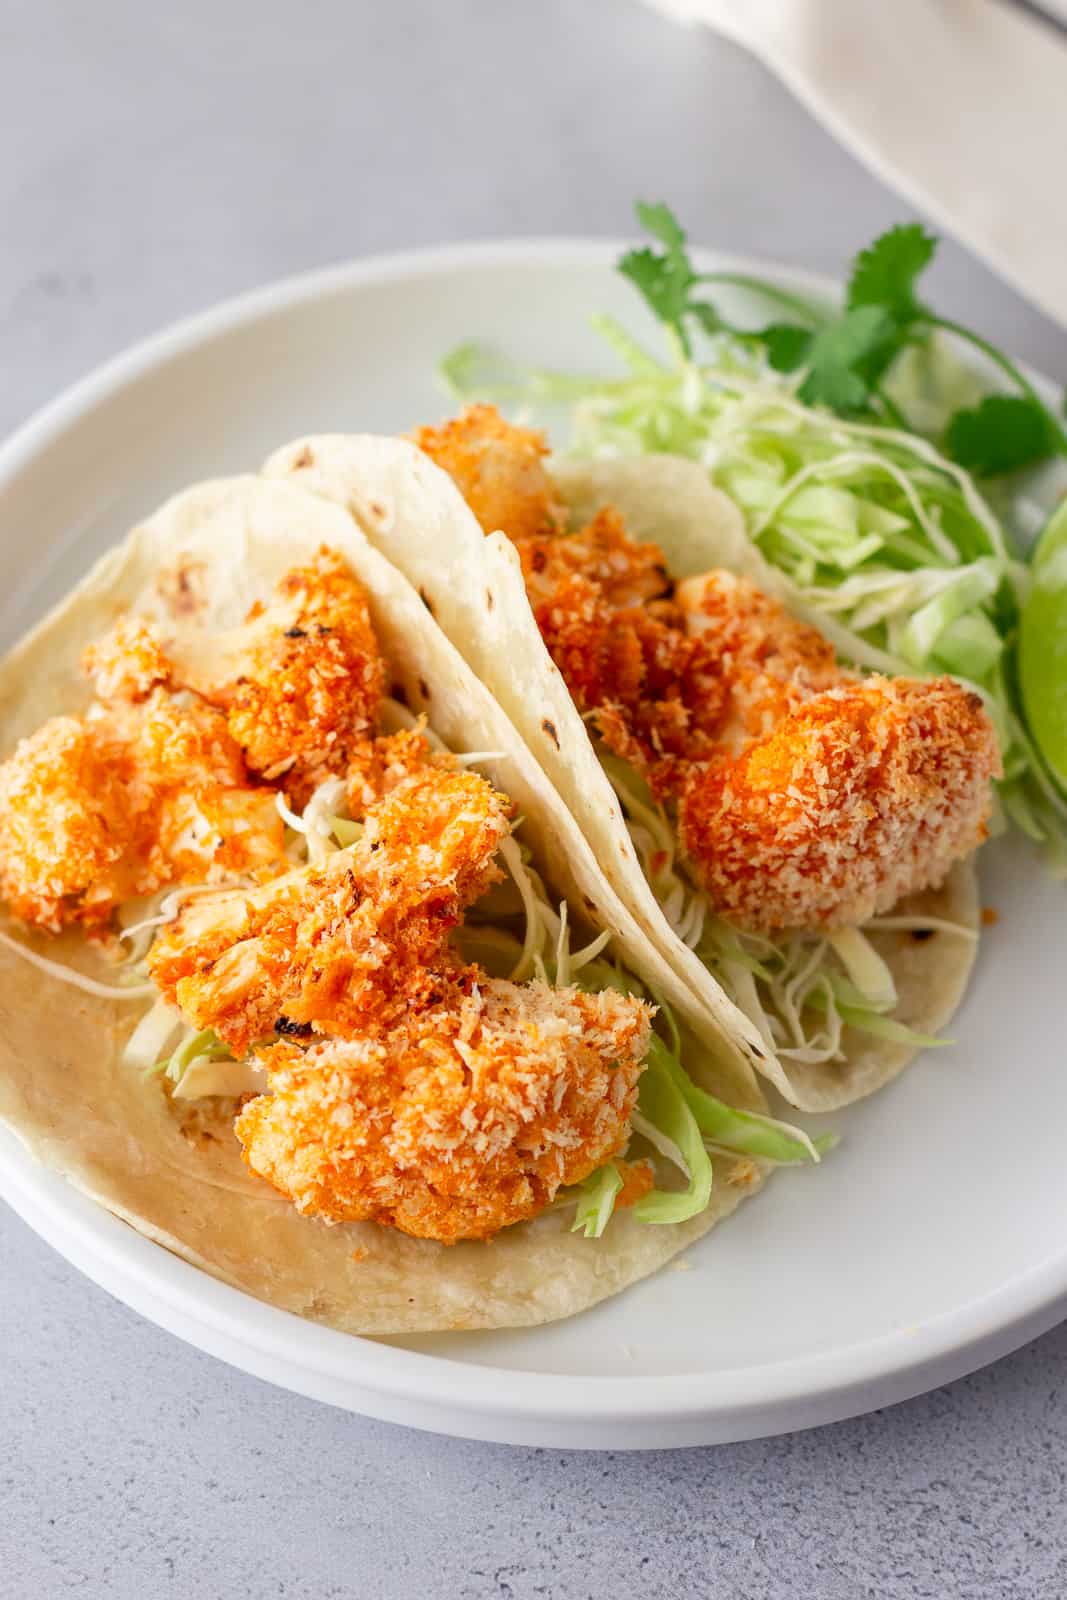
582, 894, 597, 914
390, 681, 409, 706
368, 500, 387, 521
417, 676, 431, 701
541, 717, 560, 749
418, 586, 436, 617
486, 589, 494, 611
156, 556, 208, 619
291, 444, 314, 470
275, 1015, 313, 1037
911, 928, 936, 942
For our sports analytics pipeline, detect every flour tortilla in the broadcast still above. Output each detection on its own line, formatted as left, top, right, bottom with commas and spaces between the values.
0, 476, 766, 1336
265, 440, 981, 1112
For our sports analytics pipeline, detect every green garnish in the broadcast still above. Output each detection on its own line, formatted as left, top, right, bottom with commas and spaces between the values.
646, 1037, 831, 1166
571, 1163, 624, 1238
619, 205, 1067, 473
631, 1046, 714, 1226
442, 199, 1067, 858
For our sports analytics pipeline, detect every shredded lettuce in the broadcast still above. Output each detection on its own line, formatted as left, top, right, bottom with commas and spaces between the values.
122, 996, 182, 1071
0, 927, 156, 1000
631, 1046, 714, 1225
443, 323, 1067, 864
645, 1035, 830, 1166
571, 1163, 624, 1238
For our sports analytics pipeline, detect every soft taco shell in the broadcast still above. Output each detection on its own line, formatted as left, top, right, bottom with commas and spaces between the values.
265, 441, 981, 1111
0, 476, 764, 1335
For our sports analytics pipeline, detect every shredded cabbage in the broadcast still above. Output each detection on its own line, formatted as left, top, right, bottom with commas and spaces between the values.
571, 1163, 623, 1238
444, 328, 1067, 863
631, 1048, 714, 1225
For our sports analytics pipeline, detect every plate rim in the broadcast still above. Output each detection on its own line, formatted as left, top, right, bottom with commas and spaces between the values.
2, 236, 1064, 1444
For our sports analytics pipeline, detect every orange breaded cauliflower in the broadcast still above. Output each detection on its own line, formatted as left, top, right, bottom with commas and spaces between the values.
0, 696, 284, 933
147, 766, 512, 1053
235, 976, 651, 1243
165, 550, 385, 804
519, 507, 670, 610
417, 404, 1002, 932
676, 570, 843, 748
82, 617, 172, 702
345, 726, 451, 817
679, 677, 1000, 931
413, 404, 566, 542
523, 568, 727, 777
82, 553, 384, 805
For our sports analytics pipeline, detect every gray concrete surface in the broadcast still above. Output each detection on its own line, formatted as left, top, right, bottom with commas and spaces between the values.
2, 1, 1065, 1595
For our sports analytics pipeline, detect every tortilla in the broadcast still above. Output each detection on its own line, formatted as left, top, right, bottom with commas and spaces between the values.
264, 440, 981, 1112
0, 475, 765, 1335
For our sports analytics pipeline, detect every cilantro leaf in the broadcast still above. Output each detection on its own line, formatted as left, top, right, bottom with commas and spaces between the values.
619, 201, 701, 354
761, 322, 812, 373
945, 394, 1056, 475
618, 246, 694, 330
687, 300, 726, 338
847, 224, 936, 323
634, 200, 688, 252
798, 306, 897, 412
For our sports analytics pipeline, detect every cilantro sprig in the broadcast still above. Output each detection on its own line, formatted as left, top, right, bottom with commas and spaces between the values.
618, 204, 1067, 477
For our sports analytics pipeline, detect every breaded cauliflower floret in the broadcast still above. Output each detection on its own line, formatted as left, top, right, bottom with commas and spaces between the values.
0, 696, 285, 933
523, 568, 728, 777
167, 550, 385, 804
679, 677, 1000, 931
0, 717, 130, 931
345, 726, 451, 817
676, 570, 843, 749
82, 617, 172, 702
414, 421, 1001, 930
519, 507, 670, 610
235, 976, 651, 1243
413, 404, 566, 542
148, 766, 512, 1053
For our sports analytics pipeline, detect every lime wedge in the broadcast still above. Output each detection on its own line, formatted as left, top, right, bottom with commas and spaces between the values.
1019, 499, 1067, 790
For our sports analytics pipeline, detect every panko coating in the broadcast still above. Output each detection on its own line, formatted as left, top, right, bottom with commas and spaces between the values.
235, 976, 651, 1242
166, 549, 386, 804
417, 403, 1001, 931
148, 766, 513, 1053
413, 403, 566, 542
0, 696, 283, 933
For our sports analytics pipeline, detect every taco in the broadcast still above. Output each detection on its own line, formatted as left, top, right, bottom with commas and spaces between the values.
265, 411, 995, 1111
0, 475, 829, 1336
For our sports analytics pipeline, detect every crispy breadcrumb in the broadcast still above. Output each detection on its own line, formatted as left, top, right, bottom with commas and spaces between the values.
417, 404, 1000, 932
0, 696, 284, 933
676, 571, 843, 749
82, 618, 172, 702
235, 977, 651, 1242
680, 677, 1000, 931
345, 726, 451, 817
166, 550, 385, 804
413, 404, 566, 541
525, 570, 727, 777
148, 766, 512, 1053
520, 507, 669, 609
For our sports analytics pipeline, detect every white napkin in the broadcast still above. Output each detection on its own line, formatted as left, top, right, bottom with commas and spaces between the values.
647, 0, 1067, 327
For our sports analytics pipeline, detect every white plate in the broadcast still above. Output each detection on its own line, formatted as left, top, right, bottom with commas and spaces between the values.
1, 241, 1064, 1450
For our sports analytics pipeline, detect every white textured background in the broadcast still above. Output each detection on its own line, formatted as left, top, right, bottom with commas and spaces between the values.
3, 2, 1066, 1595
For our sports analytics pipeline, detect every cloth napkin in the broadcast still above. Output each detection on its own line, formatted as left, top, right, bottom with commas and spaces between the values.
647, 0, 1067, 327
